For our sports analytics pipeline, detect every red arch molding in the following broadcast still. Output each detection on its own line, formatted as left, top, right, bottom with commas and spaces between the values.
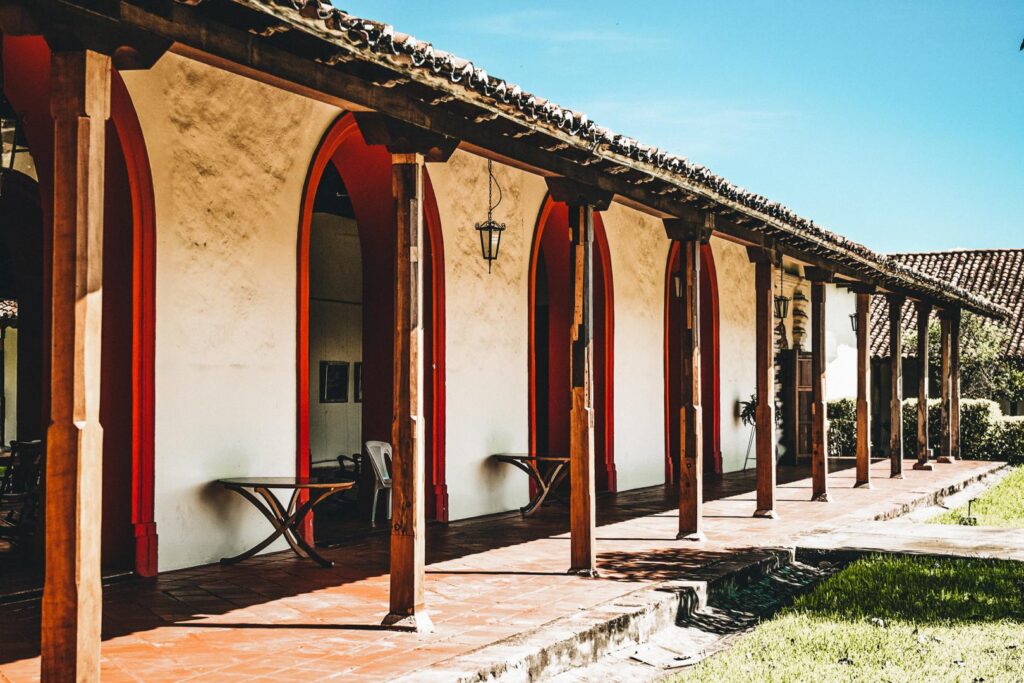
528, 194, 616, 492
1, 36, 158, 576
296, 113, 448, 533
663, 242, 721, 482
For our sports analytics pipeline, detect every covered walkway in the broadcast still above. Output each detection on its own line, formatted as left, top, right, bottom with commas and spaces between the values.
0, 458, 999, 682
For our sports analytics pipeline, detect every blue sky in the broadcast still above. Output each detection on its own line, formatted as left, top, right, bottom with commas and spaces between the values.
341, 2, 1023, 253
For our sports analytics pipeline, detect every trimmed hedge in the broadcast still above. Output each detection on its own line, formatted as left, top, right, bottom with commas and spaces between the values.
826, 398, 1024, 465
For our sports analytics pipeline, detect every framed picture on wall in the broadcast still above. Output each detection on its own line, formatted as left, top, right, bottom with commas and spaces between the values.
319, 361, 350, 403
353, 362, 363, 403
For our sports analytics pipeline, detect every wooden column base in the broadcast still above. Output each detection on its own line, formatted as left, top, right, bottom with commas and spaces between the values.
753, 509, 779, 519
567, 567, 600, 578
381, 612, 434, 633
913, 462, 934, 471
677, 530, 707, 542
812, 492, 831, 503
853, 481, 873, 489
936, 456, 956, 464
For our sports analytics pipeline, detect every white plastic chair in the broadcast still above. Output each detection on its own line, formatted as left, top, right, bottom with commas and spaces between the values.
363, 440, 393, 526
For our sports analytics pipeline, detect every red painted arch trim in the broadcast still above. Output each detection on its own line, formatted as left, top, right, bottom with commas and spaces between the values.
663, 242, 721, 482
527, 193, 615, 493
296, 114, 448, 530
111, 73, 158, 577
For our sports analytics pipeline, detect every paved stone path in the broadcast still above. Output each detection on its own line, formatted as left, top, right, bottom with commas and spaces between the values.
0, 458, 1003, 682
798, 520, 1024, 561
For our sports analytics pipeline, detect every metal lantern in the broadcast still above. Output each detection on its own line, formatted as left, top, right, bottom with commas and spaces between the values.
475, 159, 505, 273
849, 312, 858, 333
773, 264, 790, 320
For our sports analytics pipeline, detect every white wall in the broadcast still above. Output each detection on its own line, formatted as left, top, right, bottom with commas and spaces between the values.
601, 203, 671, 491
825, 285, 857, 401
711, 238, 758, 473
123, 54, 339, 571
426, 152, 546, 520
309, 213, 363, 465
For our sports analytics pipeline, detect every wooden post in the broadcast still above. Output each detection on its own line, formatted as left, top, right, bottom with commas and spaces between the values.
913, 301, 934, 471
809, 278, 829, 502
548, 177, 611, 573
947, 308, 962, 462
41, 50, 111, 682
854, 290, 872, 488
382, 152, 431, 631
355, 114, 457, 631
887, 294, 905, 478
749, 250, 776, 518
938, 309, 953, 462
665, 213, 713, 540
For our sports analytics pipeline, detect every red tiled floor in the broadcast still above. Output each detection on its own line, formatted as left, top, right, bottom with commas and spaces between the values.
0, 458, 999, 681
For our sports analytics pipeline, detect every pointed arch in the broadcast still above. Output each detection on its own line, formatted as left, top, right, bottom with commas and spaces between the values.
296, 113, 448, 524
664, 242, 721, 481
528, 193, 615, 492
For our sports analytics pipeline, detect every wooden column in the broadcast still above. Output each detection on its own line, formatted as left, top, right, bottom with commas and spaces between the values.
748, 249, 776, 518
665, 214, 713, 540
938, 309, 953, 462
548, 178, 612, 573
887, 294, 905, 478
913, 301, 934, 471
41, 50, 111, 682
356, 114, 457, 632
808, 274, 830, 502
853, 289, 873, 488
945, 308, 962, 462
383, 152, 430, 630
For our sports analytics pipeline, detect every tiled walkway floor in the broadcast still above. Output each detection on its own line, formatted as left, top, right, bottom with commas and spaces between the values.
0, 458, 1000, 682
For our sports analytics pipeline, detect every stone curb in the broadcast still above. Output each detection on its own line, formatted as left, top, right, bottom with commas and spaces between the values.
396, 548, 794, 683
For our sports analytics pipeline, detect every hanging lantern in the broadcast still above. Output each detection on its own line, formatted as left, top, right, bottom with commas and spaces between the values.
475, 159, 505, 273
849, 312, 858, 333
773, 262, 790, 320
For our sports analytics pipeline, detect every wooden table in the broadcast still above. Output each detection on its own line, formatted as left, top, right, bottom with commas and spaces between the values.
492, 453, 570, 517
217, 477, 354, 568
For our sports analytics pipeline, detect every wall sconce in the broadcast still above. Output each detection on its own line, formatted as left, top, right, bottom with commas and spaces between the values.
475, 159, 505, 273
849, 312, 858, 334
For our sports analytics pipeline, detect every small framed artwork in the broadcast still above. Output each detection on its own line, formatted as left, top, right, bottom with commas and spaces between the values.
353, 362, 363, 403
319, 361, 350, 403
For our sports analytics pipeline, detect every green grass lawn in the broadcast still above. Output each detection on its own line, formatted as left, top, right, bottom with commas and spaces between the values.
931, 466, 1024, 528
679, 555, 1024, 682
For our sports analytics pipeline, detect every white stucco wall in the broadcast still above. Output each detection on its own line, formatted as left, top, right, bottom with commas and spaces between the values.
601, 203, 671, 491
123, 54, 339, 571
711, 238, 758, 473
825, 285, 857, 401
426, 152, 546, 519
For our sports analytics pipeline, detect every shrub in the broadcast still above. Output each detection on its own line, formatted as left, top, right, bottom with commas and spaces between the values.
985, 417, 1024, 466
961, 400, 999, 458
827, 399, 856, 458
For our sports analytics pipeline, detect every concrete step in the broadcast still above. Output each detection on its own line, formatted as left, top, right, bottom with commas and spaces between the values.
396, 548, 795, 683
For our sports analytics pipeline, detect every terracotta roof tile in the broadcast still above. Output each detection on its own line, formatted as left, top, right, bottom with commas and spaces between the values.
870, 249, 1024, 357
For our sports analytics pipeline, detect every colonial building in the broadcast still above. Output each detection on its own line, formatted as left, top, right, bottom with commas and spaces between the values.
0, 0, 1007, 677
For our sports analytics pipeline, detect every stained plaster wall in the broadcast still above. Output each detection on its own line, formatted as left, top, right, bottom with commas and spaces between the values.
710, 238, 759, 473
122, 54, 339, 571
599, 203, 671, 491
425, 152, 544, 519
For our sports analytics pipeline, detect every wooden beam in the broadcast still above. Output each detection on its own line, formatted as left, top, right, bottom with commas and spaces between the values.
665, 211, 715, 244
753, 258, 777, 517
913, 301, 934, 471
854, 292, 872, 488
41, 49, 111, 682
567, 200, 599, 574
938, 310, 953, 463
382, 152, 431, 631
810, 280, 829, 502
677, 238, 705, 539
887, 294, 905, 478
546, 176, 612, 212
353, 112, 458, 161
